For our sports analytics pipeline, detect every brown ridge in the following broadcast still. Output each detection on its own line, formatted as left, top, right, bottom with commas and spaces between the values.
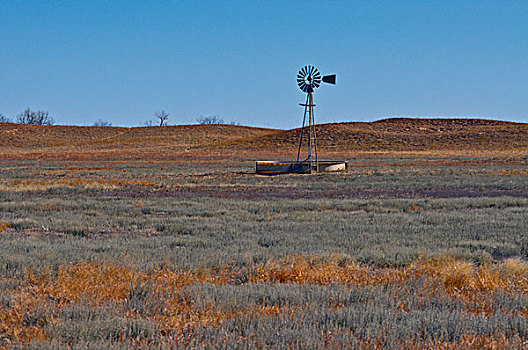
0, 118, 526, 160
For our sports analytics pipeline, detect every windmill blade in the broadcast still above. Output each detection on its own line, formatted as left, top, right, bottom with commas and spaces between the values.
322, 74, 336, 84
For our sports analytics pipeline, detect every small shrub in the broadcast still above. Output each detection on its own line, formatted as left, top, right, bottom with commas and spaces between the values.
0, 114, 11, 123
93, 119, 112, 126
197, 115, 224, 124
16, 108, 54, 125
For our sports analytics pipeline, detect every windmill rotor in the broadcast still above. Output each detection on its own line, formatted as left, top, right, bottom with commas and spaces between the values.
297, 65, 335, 93
297, 65, 321, 93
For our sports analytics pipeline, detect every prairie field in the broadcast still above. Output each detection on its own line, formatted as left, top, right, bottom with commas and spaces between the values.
0, 119, 528, 348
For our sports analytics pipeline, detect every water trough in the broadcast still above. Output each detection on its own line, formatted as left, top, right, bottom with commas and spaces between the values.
256, 160, 347, 175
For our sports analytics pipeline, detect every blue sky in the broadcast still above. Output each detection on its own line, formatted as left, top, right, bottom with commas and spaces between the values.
1, 1, 527, 128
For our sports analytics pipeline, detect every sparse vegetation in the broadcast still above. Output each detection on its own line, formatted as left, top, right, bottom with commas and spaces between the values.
0, 114, 11, 123
16, 108, 54, 125
0, 157, 527, 347
1, 254, 527, 348
197, 114, 224, 124
93, 118, 112, 126
0, 120, 527, 347
154, 110, 169, 126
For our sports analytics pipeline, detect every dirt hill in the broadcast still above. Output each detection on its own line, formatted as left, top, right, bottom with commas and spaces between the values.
215, 118, 528, 153
0, 123, 275, 149
0, 118, 526, 160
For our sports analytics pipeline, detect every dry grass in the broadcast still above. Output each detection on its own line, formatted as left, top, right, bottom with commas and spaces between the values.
1, 119, 526, 161
247, 255, 407, 286
0, 177, 159, 192
408, 334, 526, 349
412, 255, 528, 294
487, 169, 528, 176
1, 255, 527, 347
0, 222, 9, 232
218, 118, 528, 154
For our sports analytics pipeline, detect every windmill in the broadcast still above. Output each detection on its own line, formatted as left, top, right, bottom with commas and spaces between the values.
255, 65, 342, 175
296, 65, 336, 172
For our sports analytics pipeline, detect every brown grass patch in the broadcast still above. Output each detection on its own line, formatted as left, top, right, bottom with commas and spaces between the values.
1, 255, 527, 346
0, 222, 9, 232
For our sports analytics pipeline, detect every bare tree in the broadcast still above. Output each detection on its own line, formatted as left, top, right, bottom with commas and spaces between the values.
16, 108, 54, 125
197, 115, 224, 124
154, 110, 169, 126
0, 114, 11, 123
93, 119, 112, 126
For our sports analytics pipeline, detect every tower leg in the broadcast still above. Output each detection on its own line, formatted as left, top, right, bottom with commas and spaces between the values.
297, 93, 310, 163
297, 92, 317, 173
311, 93, 318, 172
308, 93, 313, 172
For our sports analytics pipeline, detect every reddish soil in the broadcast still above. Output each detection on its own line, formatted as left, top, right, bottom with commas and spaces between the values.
0, 118, 527, 161
218, 118, 528, 153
